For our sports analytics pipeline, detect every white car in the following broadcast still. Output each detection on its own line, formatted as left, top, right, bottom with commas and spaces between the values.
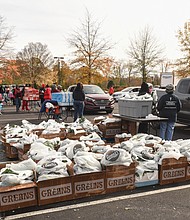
154, 88, 166, 100
112, 86, 141, 101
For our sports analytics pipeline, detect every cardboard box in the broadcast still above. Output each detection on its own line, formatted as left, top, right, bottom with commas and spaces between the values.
23, 143, 31, 153
98, 123, 121, 139
1, 140, 9, 147
115, 136, 130, 143
1, 135, 6, 143
0, 161, 18, 170
1, 136, 10, 147
40, 131, 66, 140
0, 183, 37, 212
102, 120, 121, 128
73, 171, 106, 199
118, 99, 152, 118
121, 120, 137, 136
66, 131, 87, 140
186, 162, 190, 181
16, 144, 31, 159
37, 176, 73, 206
31, 128, 44, 136
159, 157, 188, 185
5, 144, 18, 159
18, 148, 28, 161
105, 163, 135, 193
93, 117, 105, 125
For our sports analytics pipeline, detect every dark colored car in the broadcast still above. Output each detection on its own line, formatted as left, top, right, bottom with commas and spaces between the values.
67, 84, 115, 113
175, 78, 190, 125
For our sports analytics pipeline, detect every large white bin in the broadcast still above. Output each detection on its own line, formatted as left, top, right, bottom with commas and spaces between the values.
118, 99, 152, 118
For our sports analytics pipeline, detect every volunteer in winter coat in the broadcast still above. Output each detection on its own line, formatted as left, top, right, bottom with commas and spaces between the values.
39, 84, 45, 105
157, 84, 181, 141
43, 84, 52, 101
137, 82, 150, 133
13, 85, 22, 112
73, 83, 85, 122
21, 86, 29, 111
109, 86, 114, 95
39, 84, 54, 113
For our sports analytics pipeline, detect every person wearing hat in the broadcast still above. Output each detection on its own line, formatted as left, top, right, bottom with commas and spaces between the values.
157, 84, 181, 141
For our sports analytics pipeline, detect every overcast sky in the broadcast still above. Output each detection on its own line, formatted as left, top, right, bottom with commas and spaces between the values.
1, 0, 190, 61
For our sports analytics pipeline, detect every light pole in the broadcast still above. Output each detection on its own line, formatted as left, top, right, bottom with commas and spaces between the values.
54, 56, 64, 85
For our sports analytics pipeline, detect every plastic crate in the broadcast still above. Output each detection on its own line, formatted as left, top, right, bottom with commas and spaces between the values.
118, 99, 152, 118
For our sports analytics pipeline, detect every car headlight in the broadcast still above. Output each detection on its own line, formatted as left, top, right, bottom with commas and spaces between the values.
109, 97, 114, 102
85, 97, 95, 102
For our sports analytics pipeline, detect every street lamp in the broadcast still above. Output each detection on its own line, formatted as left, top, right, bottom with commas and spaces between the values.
54, 56, 64, 85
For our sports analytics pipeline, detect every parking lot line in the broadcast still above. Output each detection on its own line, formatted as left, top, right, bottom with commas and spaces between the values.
5, 183, 190, 220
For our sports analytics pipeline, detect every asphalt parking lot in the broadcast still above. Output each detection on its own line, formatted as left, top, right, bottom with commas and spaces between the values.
1, 103, 189, 138
1, 104, 190, 220
0, 103, 190, 163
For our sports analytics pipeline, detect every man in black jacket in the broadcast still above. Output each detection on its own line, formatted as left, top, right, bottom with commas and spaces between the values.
157, 84, 181, 141
73, 83, 85, 122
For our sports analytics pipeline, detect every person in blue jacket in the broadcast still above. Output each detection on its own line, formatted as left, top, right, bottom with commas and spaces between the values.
157, 84, 181, 141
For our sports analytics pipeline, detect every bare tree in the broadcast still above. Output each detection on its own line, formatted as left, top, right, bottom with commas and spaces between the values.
0, 15, 14, 82
175, 22, 190, 77
127, 26, 163, 82
16, 42, 54, 85
123, 60, 136, 85
68, 10, 113, 84
0, 15, 14, 57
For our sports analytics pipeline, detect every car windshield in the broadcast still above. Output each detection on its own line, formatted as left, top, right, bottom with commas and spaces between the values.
83, 85, 105, 94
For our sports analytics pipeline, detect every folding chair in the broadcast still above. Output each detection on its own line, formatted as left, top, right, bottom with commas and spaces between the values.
45, 105, 62, 120
38, 100, 61, 120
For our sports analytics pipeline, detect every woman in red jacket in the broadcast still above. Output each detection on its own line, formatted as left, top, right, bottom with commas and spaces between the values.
43, 85, 52, 100
109, 86, 114, 95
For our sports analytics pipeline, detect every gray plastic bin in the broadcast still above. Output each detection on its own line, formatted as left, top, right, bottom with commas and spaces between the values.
118, 99, 152, 118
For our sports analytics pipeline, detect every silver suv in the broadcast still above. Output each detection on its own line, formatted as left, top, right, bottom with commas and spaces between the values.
175, 78, 190, 124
